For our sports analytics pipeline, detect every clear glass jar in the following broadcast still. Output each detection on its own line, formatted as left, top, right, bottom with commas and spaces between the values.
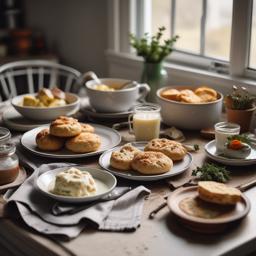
214, 122, 240, 154
129, 103, 161, 141
0, 127, 19, 185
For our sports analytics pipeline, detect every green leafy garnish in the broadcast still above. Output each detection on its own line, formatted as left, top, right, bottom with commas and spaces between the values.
227, 134, 251, 145
194, 144, 200, 151
192, 163, 230, 183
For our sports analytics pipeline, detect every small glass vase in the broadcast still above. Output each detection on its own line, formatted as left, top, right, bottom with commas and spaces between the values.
141, 61, 168, 102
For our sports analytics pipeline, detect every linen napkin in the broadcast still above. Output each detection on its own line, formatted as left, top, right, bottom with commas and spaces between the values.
5, 163, 150, 239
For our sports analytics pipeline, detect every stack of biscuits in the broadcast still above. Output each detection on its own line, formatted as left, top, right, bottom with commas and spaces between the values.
161, 87, 218, 103
36, 116, 101, 153
110, 138, 187, 175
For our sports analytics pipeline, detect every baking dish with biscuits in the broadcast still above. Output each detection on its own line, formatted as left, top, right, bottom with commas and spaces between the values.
157, 86, 223, 130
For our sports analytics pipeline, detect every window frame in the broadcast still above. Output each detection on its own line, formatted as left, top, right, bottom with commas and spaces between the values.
107, 0, 256, 86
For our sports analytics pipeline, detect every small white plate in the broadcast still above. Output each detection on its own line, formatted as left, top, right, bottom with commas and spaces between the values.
36, 166, 117, 203
3, 107, 50, 132
99, 142, 192, 181
21, 124, 121, 159
205, 140, 256, 166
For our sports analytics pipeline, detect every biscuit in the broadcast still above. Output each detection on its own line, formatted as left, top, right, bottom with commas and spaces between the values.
179, 89, 202, 103
36, 128, 64, 151
110, 143, 141, 171
194, 87, 217, 102
65, 132, 101, 153
161, 89, 181, 101
144, 138, 187, 161
198, 181, 242, 205
131, 151, 172, 175
50, 116, 82, 137
80, 123, 95, 133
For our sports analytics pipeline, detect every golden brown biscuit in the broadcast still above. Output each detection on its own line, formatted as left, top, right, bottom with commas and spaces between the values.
161, 89, 181, 101
50, 116, 82, 137
38, 88, 54, 106
36, 128, 64, 151
144, 138, 187, 161
131, 151, 172, 175
110, 143, 141, 171
194, 87, 217, 102
179, 89, 202, 103
80, 123, 95, 133
198, 181, 242, 205
65, 132, 101, 153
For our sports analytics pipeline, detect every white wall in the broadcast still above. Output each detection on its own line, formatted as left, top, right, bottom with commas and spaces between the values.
24, 0, 108, 76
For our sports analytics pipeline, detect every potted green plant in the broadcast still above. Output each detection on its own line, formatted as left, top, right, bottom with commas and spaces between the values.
130, 27, 179, 102
225, 85, 256, 132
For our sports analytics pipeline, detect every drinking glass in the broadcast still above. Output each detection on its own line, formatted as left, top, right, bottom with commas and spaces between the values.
214, 122, 240, 153
128, 103, 161, 141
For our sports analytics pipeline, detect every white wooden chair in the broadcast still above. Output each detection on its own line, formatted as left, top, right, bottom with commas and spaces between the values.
0, 60, 84, 101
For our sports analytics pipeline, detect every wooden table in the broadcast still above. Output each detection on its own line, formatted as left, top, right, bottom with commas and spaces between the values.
1, 129, 256, 256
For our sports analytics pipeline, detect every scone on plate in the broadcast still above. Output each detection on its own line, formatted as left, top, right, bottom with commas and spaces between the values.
198, 181, 242, 205
110, 143, 141, 171
131, 151, 173, 175
65, 132, 101, 153
50, 116, 82, 137
144, 138, 187, 161
36, 128, 64, 151
80, 123, 95, 133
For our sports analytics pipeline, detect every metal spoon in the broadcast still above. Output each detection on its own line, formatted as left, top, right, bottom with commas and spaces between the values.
52, 187, 132, 216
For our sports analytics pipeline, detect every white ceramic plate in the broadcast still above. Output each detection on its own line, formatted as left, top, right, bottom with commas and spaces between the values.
99, 142, 192, 181
83, 106, 133, 119
205, 140, 256, 166
21, 124, 121, 159
3, 107, 50, 132
36, 166, 117, 203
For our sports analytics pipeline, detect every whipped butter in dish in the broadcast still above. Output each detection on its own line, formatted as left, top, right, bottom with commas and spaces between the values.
53, 167, 97, 197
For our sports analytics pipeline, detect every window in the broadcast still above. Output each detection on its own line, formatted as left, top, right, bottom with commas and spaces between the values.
108, 0, 256, 82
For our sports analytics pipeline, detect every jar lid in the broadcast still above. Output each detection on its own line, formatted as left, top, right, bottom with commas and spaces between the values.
0, 143, 15, 157
0, 127, 11, 145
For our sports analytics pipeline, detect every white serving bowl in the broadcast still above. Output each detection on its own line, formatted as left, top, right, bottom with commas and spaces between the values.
85, 78, 150, 113
11, 92, 80, 121
156, 86, 223, 130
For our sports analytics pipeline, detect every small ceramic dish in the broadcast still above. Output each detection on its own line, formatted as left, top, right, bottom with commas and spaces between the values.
205, 140, 256, 166
11, 92, 80, 121
36, 166, 117, 203
167, 186, 250, 233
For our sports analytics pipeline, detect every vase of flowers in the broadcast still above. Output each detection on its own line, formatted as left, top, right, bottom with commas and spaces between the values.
130, 27, 179, 102
225, 85, 256, 132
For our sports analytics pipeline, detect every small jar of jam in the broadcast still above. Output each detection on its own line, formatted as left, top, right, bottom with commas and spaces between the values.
0, 127, 19, 185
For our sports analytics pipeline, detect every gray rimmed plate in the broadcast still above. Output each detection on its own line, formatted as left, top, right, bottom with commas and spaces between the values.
99, 142, 192, 181
21, 124, 121, 159
205, 140, 256, 166
36, 166, 117, 203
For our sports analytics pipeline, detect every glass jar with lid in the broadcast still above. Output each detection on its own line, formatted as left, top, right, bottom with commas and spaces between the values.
0, 127, 19, 185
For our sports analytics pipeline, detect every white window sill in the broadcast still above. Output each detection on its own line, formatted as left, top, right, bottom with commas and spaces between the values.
106, 50, 256, 95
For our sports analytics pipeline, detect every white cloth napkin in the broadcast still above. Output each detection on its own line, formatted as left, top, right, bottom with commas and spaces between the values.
5, 163, 150, 239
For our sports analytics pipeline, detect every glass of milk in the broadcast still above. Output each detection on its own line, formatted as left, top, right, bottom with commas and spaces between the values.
214, 122, 240, 154
128, 103, 161, 141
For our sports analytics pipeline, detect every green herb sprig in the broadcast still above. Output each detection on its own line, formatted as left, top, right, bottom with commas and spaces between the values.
129, 27, 179, 63
227, 134, 251, 145
192, 163, 230, 183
